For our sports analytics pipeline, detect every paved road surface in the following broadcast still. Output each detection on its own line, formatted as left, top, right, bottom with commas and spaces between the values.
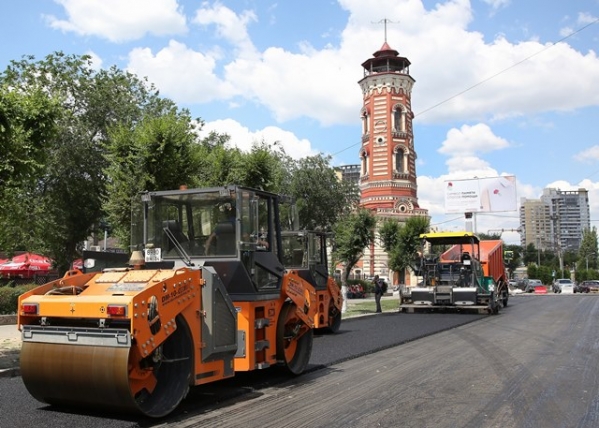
1, 295, 598, 427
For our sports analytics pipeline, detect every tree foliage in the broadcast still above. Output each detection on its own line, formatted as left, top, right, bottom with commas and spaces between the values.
379, 216, 430, 282
503, 244, 522, 278
0, 52, 176, 271
104, 112, 204, 248
0, 52, 365, 274
577, 227, 598, 271
0, 88, 61, 256
332, 209, 376, 285
284, 155, 359, 230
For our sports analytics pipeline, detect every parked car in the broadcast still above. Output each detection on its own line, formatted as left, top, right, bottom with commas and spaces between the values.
575, 282, 590, 293
586, 280, 599, 293
516, 278, 528, 291
576, 280, 599, 293
524, 279, 543, 293
553, 278, 574, 294
508, 280, 523, 295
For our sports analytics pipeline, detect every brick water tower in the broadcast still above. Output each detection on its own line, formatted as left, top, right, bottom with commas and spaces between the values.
357, 40, 428, 283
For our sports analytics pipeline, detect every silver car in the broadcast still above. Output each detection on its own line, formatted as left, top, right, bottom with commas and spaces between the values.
553, 278, 574, 294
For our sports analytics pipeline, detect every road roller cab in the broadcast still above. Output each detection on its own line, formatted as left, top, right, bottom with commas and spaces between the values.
17, 185, 324, 418
281, 230, 342, 332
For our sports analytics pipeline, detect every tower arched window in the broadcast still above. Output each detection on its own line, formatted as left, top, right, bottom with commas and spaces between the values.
360, 149, 369, 176
393, 146, 408, 173
395, 148, 404, 173
392, 104, 406, 133
361, 108, 369, 135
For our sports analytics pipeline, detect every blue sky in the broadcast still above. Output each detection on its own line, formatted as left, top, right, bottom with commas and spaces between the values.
2, 0, 599, 245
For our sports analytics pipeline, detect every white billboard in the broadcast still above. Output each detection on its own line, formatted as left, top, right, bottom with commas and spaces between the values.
444, 176, 517, 213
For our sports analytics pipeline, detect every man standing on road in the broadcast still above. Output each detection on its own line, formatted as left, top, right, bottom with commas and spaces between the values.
374, 275, 383, 313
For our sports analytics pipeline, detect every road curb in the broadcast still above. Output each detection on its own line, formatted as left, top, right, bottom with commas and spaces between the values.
0, 315, 17, 325
0, 367, 20, 378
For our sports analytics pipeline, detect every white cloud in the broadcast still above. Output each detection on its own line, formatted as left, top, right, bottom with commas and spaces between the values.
578, 12, 597, 25
192, 2, 258, 57
40, 0, 599, 245
46, 0, 187, 42
439, 123, 510, 156
197, 119, 317, 160
127, 40, 236, 103
45, 1, 599, 130
481, 0, 511, 11
85, 50, 103, 71
574, 146, 599, 163
192, 2, 599, 126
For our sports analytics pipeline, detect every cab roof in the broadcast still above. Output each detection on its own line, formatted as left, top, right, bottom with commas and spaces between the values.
419, 231, 480, 245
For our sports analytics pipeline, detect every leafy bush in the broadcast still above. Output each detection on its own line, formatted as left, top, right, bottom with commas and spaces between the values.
0, 283, 37, 314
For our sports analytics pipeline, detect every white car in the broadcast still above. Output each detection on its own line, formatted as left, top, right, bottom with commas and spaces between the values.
509, 286, 523, 296
553, 278, 574, 294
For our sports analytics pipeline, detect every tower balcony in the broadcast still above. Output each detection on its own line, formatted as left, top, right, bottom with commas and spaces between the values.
392, 172, 411, 180
362, 133, 370, 143
392, 131, 408, 139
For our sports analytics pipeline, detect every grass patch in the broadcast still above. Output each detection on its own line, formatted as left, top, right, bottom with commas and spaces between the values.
343, 298, 399, 318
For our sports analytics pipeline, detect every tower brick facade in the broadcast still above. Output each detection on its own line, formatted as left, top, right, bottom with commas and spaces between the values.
357, 41, 428, 283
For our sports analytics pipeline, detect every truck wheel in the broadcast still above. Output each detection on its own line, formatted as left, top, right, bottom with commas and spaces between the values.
276, 302, 313, 375
326, 308, 342, 334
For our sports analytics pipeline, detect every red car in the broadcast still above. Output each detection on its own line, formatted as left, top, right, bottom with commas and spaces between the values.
577, 280, 599, 293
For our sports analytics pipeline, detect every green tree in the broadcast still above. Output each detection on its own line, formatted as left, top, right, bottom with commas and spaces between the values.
379, 216, 430, 283
0, 88, 61, 256
104, 112, 204, 248
239, 141, 287, 192
477, 232, 502, 240
332, 209, 376, 311
577, 227, 598, 271
522, 243, 537, 266
503, 244, 523, 278
285, 154, 359, 230
0, 52, 177, 272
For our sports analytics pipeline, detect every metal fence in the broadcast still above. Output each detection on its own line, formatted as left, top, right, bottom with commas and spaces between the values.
0, 272, 60, 287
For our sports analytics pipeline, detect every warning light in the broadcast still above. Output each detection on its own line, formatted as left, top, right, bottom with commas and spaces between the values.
107, 305, 127, 316
22, 303, 38, 315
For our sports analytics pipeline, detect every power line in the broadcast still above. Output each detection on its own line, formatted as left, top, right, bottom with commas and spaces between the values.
332, 17, 599, 158
416, 17, 599, 118
430, 215, 463, 226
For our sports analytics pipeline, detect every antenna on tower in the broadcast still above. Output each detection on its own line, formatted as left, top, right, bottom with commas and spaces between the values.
373, 18, 399, 43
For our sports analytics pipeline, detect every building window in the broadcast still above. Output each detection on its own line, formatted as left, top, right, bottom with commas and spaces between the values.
360, 150, 368, 176
392, 104, 406, 132
361, 108, 369, 134
393, 146, 408, 173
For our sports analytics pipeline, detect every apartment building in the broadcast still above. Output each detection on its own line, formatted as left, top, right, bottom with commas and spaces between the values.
520, 188, 590, 252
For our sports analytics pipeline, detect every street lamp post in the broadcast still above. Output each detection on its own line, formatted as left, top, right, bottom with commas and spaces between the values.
586, 253, 596, 270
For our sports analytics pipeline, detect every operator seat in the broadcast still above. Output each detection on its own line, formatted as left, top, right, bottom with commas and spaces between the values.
163, 220, 189, 251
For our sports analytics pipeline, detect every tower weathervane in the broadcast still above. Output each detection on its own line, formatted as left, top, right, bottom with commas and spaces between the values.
373, 18, 398, 43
